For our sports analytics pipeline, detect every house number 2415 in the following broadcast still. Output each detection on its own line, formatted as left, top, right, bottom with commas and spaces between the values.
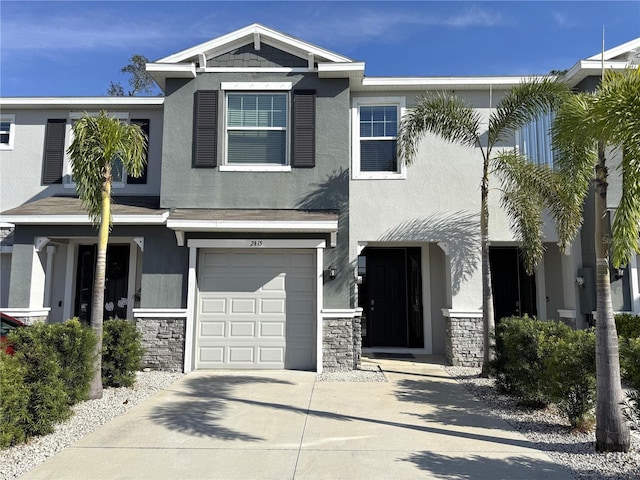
249, 240, 263, 247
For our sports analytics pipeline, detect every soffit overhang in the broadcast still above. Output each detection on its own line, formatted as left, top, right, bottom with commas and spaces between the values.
563, 37, 640, 88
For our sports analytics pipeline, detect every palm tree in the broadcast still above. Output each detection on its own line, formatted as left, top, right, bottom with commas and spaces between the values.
548, 68, 640, 452
398, 78, 569, 374
67, 111, 147, 399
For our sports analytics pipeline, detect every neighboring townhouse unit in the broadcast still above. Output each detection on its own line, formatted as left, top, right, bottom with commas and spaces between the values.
1, 24, 639, 372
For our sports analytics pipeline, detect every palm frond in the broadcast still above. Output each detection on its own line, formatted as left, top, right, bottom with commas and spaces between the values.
397, 92, 482, 166
67, 111, 147, 226
489, 77, 570, 147
611, 145, 640, 267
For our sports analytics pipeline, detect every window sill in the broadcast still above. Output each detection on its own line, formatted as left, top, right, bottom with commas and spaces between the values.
352, 172, 406, 180
219, 165, 292, 173
0, 145, 13, 151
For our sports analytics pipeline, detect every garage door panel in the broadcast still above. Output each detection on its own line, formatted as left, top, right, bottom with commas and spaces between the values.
259, 347, 285, 363
196, 248, 316, 370
260, 322, 285, 337
229, 347, 255, 363
229, 321, 256, 337
261, 298, 286, 314
290, 252, 314, 267
230, 298, 257, 314
200, 321, 226, 337
200, 347, 225, 363
200, 298, 227, 314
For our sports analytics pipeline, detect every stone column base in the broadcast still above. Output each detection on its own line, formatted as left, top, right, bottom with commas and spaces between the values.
135, 317, 185, 371
444, 313, 484, 367
322, 310, 362, 371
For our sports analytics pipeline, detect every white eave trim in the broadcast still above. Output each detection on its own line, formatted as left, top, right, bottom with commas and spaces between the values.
359, 76, 545, 90
0, 97, 164, 108
166, 219, 338, 233
563, 59, 635, 87
586, 37, 640, 61
317, 62, 365, 77
146, 62, 197, 78
0, 213, 169, 225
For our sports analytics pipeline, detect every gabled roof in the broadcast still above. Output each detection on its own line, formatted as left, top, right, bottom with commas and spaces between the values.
146, 23, 363, 90
157, 23, 353, 65
564, 37, 640, 87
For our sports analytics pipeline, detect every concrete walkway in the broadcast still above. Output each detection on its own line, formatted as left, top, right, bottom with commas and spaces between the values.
22, 357, 574, 480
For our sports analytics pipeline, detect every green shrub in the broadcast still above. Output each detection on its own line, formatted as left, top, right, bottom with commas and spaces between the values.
45, 319, 97, 404
544, 328, 596, 429
0, 351, 30, 448
620, 337, 640, 391
8, 324, 71, 439
11, 319, 96, 406
102, 319, 144, 387
492, 316, 571, 407
615, 313, 640, 339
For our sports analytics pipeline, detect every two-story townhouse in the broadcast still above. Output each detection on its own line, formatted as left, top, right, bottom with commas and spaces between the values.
1, 25, 359, 373
1, 24, 638, 372
0, 97, 165, 327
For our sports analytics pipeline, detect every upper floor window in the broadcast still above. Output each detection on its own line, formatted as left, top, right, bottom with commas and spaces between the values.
517, 112, 554, 168
0, 114, 15, 150
226, 93, 288, 165
352, 97, 406, 179
42, 113, 149, 186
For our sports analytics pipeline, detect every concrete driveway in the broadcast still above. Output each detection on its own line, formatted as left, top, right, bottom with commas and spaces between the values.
22, 357, 573, 480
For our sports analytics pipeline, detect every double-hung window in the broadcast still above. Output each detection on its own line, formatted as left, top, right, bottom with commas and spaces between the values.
221, 82, 292, 171
0, 114, 15, 150
352, 97, 405, 179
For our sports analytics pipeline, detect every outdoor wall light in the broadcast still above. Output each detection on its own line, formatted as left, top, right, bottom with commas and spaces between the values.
328, 264, 337, 280
576, 276, 585, 287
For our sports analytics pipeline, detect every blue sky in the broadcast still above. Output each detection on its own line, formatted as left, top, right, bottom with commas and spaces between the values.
1, 1, 639, 97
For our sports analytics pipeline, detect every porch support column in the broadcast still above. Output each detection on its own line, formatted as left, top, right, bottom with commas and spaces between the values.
29, 246, 46, 310
43, 245, 56, 308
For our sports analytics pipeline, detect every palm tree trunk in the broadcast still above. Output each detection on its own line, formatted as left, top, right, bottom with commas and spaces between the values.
594, 143, 630, 452
481, 158, 495, 376
88, 177, 110, 400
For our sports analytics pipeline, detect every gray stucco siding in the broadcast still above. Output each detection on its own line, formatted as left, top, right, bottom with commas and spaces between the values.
160, 74, 349, 210
0, 108, 163, 215
160, 73, 351, 309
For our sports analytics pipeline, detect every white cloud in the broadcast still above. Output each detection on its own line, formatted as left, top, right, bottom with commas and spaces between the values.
552, 11, 576, 28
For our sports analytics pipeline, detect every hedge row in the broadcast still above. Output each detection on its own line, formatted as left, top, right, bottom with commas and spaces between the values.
0, 318, 144, 449
493, 314, 640, 430
492, 317, 596, 429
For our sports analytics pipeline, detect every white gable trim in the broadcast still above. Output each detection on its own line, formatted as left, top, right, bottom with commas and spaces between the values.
155, 23, 353, 65
586, 37, 640, 61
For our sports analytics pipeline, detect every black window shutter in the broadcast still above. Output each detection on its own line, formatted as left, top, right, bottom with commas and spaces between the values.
128, 119, 149, 184
193, 90, 218, 168
292, 90, 316, 168
42, 119, 66, 184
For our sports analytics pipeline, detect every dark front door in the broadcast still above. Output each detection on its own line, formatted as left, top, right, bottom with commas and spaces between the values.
74, 244, 130, 323
368, 249, 407, 346
490, 247, 537, 322
359, 247, 424, 348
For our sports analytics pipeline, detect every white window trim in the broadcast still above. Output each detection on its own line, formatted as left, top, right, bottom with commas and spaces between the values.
64, 112, 130, 188
223, 90, 291, 171
0, 114, 16, 150
352, 97, 406, 180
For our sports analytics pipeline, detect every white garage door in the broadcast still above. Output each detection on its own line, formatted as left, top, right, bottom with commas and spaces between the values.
196, 249, 316, 370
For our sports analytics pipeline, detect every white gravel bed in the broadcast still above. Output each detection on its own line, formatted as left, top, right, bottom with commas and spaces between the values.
0, 371, 184, 480
317, 364, 387, 382
445, 366, 640, 480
